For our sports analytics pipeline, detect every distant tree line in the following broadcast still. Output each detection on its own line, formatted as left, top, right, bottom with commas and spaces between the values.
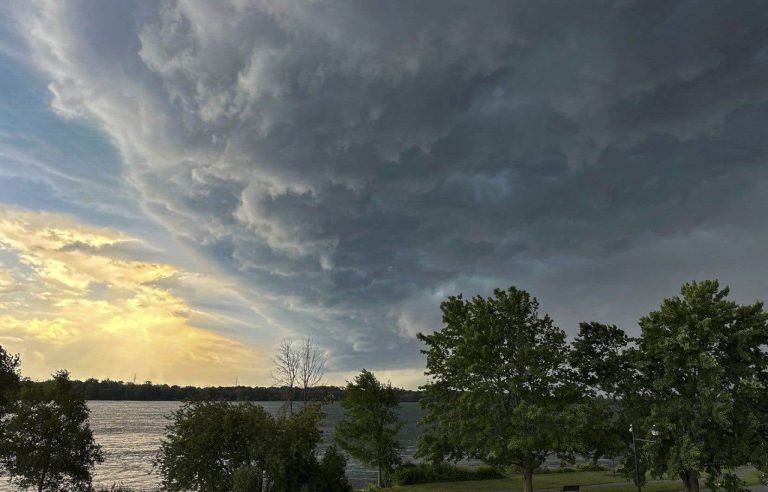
23, 378, 423, 403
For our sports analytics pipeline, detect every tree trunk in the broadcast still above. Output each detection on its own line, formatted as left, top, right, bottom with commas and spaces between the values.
377, 462, 383, 488
38, 441, 50, 492
522, 462, 534, 492
681, 469, 700, 492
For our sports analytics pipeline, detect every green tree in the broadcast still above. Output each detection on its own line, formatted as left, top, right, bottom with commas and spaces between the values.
157, 401, 349, 492
312, 445, 353, 492
631, 280, 768, 492
158, 401, 276, 491
0, 370, 103, 492
569, 323, 632, 472
570, 322, 632, 398
416, 287, 577, 492
267, 404, 323, 491
570, 397, 623, 467
336, 369, 402, 488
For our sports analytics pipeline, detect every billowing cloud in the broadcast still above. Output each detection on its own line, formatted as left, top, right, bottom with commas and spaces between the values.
3, 0, 768, 384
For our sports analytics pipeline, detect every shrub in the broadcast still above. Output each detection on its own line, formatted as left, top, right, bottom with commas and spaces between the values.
156, 402, 351, 492
392, 462, 503, 485
311, 445, 353, 492
576, 463, 609, 472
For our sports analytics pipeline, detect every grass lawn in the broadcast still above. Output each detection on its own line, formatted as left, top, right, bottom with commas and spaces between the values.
389, 470, 629, 491
389, 468, 764, 491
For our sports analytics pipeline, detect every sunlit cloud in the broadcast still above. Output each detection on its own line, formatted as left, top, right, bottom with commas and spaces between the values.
4, 0, 768, 389
0, 206, 270, 385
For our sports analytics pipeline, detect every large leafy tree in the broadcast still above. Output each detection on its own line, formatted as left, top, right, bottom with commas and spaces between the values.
632, 280, 768, 492
0, 370, 103, 492
158, 401, 276, 491
571, 396, 626, 468
569, 323, 632, 471
416, 286, 577, 492
335, 369, 402, 488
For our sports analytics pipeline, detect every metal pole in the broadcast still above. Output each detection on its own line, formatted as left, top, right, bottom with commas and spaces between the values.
631, 424, 641, 492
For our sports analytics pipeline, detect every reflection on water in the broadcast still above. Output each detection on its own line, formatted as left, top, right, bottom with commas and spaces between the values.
0, 401, 424, 491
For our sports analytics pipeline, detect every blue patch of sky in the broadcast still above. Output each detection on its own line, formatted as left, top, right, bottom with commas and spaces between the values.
0, 22, 181, 257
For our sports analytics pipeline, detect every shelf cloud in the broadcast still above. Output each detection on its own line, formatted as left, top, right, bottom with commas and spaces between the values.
2, 0, 768, 385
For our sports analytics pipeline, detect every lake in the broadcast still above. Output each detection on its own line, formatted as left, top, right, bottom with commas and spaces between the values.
0, 401, 424, 491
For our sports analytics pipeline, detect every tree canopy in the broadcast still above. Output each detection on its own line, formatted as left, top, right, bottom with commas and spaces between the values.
416, 286, 577, 492
631, 280, 768, 492
336, 369, 402, 488
156, 401, 351, 492
0, 370, 103, 492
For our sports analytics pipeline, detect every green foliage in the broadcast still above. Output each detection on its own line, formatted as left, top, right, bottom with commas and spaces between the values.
0, 370, 103, 492
570, 322, 632, 398
631, 280, 768, 491
416, 286, 578, 492
574, 463, 610, 472
617, 451, 648, 487
312, 445, 354, 492
0, 344, 20, 415
336, 369, 402, 487
362, 484, 384, 492
157, 400, 275, 491
233, 465, 264, 492
571, 397, 626, 467
569, 323, 631, 472
156, 401, 350, 492
268, 405, 323, 491
392, 462, 503, 485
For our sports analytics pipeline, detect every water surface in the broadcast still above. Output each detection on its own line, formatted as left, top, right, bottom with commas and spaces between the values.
0, 400, 424, 490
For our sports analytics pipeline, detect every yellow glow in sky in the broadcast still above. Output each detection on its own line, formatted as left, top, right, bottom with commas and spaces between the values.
0, 206, 269, 386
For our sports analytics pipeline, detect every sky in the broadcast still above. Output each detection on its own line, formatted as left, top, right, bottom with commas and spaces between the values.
1, 0, 767, 388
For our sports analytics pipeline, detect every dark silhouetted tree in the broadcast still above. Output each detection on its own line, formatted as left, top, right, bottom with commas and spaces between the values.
0, 345, 20, 416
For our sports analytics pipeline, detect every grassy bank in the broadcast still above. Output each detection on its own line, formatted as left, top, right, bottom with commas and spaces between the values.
388, 470, 626, 491
387, 468, 763, 491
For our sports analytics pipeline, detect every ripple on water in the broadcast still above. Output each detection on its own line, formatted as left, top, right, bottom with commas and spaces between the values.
58, 401, 421, 490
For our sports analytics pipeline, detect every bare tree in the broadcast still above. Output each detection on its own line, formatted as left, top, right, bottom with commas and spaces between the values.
271, 339, 299, 413
298, 337, 326, 408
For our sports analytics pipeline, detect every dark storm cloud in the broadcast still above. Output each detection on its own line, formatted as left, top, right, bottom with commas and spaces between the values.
18, 0, 768, 374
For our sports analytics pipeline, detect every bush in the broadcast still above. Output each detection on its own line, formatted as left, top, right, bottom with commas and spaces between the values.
156, 402, 351, 492
392, 462, 503, 485
576, 463, 609, 472
311, 445, 353, 492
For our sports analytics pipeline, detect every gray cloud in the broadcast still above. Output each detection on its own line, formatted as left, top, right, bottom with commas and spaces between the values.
15, 0, 768, 377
